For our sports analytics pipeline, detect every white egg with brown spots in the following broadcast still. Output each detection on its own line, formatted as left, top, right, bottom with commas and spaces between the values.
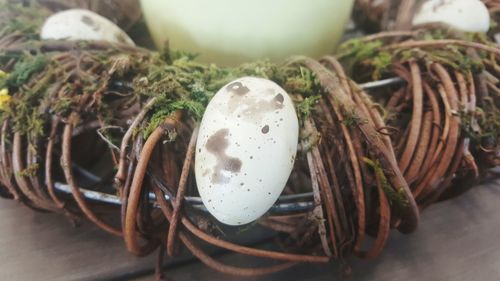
40, 9, 135, 45
412, 0, 490, 33
195, 77, 298, 225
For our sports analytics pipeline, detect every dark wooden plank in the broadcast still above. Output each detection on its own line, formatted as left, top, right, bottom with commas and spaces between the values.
0, 178, 499, 281
133, 178, 500, 281
0, 200, 156, 281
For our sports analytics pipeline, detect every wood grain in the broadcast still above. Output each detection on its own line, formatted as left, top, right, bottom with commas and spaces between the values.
0, 200, 155, 281
0, 178, 499, 281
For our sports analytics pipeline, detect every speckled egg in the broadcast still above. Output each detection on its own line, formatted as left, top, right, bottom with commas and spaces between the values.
412, 0, 490, 33
195, 77, 298, 225
40, 9, 135, 46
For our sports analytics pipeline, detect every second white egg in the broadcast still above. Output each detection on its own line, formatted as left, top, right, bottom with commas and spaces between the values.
195, 77, 299, 226
412, 0, 490, 33
40, 9, 135, 46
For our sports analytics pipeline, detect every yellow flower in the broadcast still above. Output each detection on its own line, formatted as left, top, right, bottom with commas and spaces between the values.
0, 88, 11, 110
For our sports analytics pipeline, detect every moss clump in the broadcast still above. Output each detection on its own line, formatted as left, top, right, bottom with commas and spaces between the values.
363, 157, 409, 208
460, 105, 500, 149
51, 96, 74, 116
0, 1, 48, 39
0, 55, 48, 89
337, 39, 393, 80
17, 163, 39, 177
279, 66, 320, 96
134, 50, 321, 139
143, 99, 205, 139
342, 107, 368, 127
1, 58, 52, 136
296, 95, 321, 121
398, 47, 484, 74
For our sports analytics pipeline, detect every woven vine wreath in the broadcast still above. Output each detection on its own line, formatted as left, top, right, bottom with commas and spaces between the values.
0, 3, 499, 280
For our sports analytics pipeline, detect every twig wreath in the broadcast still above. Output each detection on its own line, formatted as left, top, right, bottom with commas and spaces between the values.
0, 2, 498, 279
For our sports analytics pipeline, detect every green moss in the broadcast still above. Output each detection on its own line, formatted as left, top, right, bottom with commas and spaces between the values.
17, 163, 39, 178
337, 29, 489, 82
134, 52, 308, 139
399, 47, 484, 74
6, 63, 53, 136
296, 95, 320, 121
337, 39, 388, 79
363, 157, 409, 208
52, 97, 74, 116
460, 104, 500, 145
280, 66, 320, 97
371, 51, 392, 80
1, 55, 48, 89
342, 108, 367, 127
142, 99, 205, 139
338, 39, 383, 63
0, 1, 48, 39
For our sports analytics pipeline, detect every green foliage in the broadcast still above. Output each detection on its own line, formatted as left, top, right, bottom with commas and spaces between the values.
337, 39, 394, 81
342, 107, 367, 127
363, 157, 409, 208
1, 55, 48, 89
399, 47, 484, 74
0, 1, 48, 38
279, 66, 320, 97
371, 52, 392, 80
17, 163, 39, 178
297, 95, 320, 120
337, 29, 489, 82
51, 97, 74, 116
133, 51, 327, 139
460, 102, 500, 147
338, 39, 383, 64
143, 99, 205, 138
0, 56, 53, 137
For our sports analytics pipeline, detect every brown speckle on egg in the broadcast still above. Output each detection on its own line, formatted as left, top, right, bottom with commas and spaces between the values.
224, 158, 242, 172
226, 81, 250, 95
206, 128, 242, 184
81, 15, 100, 31
81, 15, 94, 26
273, 94, 284, 108
115, 33, 127, 43
226, 85, 285, 122
261, 125, 269, 134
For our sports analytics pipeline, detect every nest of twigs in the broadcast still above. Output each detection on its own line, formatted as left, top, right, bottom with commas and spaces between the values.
0, 2, 499, 280
353, 0, 420, 32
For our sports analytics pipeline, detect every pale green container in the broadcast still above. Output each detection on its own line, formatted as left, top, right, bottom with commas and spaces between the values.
140, 0, 355, 65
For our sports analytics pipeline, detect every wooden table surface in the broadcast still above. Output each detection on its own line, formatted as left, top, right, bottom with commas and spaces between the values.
0, 178, 499, 281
